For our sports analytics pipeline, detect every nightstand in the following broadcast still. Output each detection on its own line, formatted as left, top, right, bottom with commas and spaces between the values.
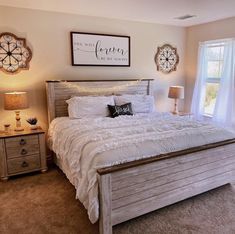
0, 129, 47, 181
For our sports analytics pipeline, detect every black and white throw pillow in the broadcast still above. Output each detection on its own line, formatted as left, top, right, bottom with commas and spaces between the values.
108, 103, 133, 118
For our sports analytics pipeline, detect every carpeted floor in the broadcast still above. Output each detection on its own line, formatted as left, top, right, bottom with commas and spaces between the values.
1, 166, 235, 234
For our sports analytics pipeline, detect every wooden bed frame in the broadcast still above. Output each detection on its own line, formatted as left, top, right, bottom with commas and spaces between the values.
46, 79, 235, 234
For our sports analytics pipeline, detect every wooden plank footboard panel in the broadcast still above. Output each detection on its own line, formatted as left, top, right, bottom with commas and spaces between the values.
98, 142, 235, 234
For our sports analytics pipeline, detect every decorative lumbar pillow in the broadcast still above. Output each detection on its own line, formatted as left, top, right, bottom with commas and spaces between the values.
114, 95, 156, 114
66, 96, 115, 118
108, 103, 133, 118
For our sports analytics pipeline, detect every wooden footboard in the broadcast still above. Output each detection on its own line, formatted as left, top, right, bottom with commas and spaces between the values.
98, 141, 235, 234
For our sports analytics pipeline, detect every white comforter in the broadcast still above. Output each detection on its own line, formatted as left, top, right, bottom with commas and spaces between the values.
48, 112, 235, 223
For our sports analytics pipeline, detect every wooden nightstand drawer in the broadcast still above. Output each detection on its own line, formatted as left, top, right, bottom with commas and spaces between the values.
5, 135, 40, 159
7, 155, 41, 175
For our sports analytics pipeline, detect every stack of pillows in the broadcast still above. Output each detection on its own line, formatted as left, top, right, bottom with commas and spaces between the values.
66, 95, 156, 118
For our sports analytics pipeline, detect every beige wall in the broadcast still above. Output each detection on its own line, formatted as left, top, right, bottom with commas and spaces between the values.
185, 17, 235, 111
0, 6, 186, 130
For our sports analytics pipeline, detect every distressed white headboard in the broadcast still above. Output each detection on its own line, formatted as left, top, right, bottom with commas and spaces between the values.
46, 79, 154, 122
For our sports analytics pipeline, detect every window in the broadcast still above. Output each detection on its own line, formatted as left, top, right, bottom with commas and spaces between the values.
192, 38, 235, 126
203, 43, 224, 116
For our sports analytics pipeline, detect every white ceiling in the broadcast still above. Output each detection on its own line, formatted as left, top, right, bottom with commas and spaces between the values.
0, 0, 235, 27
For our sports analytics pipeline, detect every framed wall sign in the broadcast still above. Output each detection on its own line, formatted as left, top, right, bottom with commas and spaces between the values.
70, 32, 130, 67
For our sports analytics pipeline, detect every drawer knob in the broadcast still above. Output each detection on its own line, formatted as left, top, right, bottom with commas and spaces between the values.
21, 161, 29, 168
19, 139, 26, 145
21, 149, 28, 155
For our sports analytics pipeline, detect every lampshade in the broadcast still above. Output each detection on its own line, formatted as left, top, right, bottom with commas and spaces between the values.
4, 92, 29, 110
168, 86, 184, 99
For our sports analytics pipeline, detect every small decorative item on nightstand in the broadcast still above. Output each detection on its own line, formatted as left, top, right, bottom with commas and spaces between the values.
0, 129, 47, 181
4, 92, 29, 131
26, 118, 38, 130
4, 124, 11, 133
168, 86, 184, 115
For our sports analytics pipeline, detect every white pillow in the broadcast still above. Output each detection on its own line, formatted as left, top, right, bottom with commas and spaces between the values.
66, 96, 115, 118
114, 95, 156, 113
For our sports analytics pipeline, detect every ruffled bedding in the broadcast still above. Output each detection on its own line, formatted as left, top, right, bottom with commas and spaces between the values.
48, 112, 235, 223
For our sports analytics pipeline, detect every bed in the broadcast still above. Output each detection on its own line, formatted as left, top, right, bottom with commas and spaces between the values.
46, 79, 235, 234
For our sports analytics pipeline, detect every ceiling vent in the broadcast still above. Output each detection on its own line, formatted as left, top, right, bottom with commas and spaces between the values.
175, 14, 196, 20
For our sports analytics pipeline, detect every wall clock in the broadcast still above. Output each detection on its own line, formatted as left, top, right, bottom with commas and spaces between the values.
155, 44, 179, 74
0, 32, 32, 74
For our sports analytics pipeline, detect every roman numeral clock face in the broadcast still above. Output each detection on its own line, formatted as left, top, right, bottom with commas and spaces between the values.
155, 44, 179, 74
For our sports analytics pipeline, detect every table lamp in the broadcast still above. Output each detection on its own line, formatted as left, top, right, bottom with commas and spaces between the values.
4, 92, 29, 131
168, 86, 184, 115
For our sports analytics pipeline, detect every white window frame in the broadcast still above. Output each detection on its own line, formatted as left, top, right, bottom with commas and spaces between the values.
203, 43, 224, 117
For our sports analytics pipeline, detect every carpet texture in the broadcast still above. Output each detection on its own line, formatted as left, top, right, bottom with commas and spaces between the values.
1, 166, 235, 234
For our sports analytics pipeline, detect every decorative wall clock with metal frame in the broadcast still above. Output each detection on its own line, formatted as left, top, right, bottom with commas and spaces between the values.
155, 44, 179, 74
0, 32, 32, 74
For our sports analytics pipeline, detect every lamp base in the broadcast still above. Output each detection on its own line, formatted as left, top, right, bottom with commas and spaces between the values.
14, 127, 24, 132
14, 110, 24, 132
172, 98, 179, 115
171, 111, 179, 115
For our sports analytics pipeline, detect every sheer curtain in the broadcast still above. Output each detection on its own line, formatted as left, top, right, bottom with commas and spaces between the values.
191, 39, 235, 129
191, 42, 208, 120
213, 39, 235, 128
